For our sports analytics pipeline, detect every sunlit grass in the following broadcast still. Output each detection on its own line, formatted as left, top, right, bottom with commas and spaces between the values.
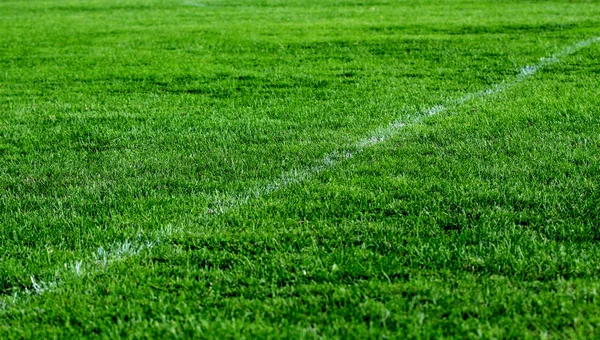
1, 0, 600, 337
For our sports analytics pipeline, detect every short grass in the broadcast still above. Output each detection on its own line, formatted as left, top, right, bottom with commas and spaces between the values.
1, 0, 600, 338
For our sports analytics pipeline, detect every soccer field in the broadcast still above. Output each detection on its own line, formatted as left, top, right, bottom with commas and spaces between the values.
1, 0, 600, 337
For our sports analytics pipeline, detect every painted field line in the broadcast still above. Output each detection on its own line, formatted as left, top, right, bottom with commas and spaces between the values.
0, 225, 180, 312
206, 36, 600, 216
1, 37, 598, 311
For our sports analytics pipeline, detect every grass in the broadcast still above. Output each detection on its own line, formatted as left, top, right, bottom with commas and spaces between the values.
1, 0, 600, 338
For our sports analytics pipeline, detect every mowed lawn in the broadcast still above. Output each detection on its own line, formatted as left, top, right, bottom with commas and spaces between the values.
1, 0, 600, 337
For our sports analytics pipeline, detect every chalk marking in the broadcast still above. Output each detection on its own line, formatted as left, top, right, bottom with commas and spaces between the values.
206, 37, 600, 216
1, 37, 598, 311
0, 225, 180, 312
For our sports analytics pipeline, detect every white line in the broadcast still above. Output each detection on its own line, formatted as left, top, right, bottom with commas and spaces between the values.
206, 36, 600, 215
0, 225, 180, 312
1, 37, 598, 311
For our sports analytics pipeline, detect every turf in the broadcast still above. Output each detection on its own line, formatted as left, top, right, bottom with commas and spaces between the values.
1, 0, 600, 338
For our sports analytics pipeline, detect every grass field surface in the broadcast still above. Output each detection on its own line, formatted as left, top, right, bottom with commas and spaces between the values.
1, 0, 600, 338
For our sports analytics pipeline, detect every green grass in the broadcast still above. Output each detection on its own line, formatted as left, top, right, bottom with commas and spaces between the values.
1, 0, 600, 338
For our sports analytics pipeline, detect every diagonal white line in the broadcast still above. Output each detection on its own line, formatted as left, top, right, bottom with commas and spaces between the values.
206, 36, 600, 216
1, 37, 598, 311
